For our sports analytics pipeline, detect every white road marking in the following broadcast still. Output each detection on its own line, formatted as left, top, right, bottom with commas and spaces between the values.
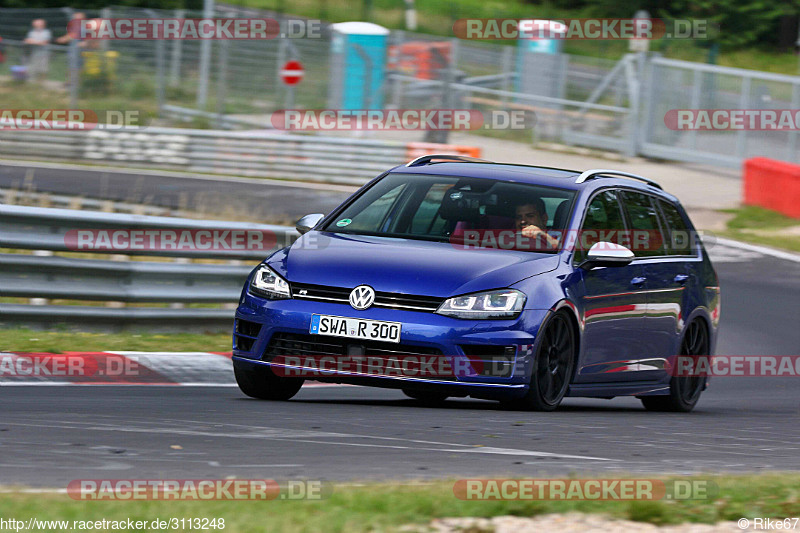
713, 237, 800, 263
206, 461, 303, 468
706, 243, 765, 263
2, 420, 614, 462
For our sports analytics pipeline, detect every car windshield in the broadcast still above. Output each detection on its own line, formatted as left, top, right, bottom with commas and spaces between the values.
322, 173, 577, 253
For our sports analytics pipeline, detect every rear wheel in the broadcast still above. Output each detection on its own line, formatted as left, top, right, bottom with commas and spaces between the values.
234, 365, 304, 400
506, 311, 575, 411
640, 320, 709, 412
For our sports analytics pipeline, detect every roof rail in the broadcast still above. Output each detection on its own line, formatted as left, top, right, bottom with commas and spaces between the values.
405, 154, 492, 167
575, 168, 662, 189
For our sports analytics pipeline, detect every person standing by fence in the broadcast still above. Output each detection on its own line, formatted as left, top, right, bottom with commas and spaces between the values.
56, 12, 86, 87
23, 19, 52, 82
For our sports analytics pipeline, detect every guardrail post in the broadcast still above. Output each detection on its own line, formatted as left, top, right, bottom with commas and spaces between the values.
170, 257, 190, 309
107, 254, 130, 309
28, 251, 53, 306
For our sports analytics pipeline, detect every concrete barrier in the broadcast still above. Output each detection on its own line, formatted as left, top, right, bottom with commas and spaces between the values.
743, 157, 800, 218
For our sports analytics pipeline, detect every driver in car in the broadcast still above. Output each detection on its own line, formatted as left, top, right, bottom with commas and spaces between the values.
516, 199, 561, 251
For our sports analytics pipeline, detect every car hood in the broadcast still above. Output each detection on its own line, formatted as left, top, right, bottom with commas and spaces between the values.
267, 232, 560, 298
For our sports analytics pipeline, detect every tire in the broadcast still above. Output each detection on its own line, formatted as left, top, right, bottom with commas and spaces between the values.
506, 311, 576, 411
640, 320, 709, 413
234, 364, 304, 401
402, 389, 448, 405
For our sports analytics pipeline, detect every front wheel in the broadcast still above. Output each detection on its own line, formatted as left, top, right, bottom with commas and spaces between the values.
640, 320, 709, 412
234, 364, 304, 400
505, 311, 575, 411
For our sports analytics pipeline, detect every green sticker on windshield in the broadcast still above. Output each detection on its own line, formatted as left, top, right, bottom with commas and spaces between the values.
336, 218, 352, 227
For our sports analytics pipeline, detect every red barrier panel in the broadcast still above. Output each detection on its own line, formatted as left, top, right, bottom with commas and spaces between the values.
406, 142, 481, 160
743, 157, 800, 219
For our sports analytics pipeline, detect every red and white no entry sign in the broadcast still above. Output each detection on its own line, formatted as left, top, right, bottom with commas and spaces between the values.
280, 60, 304, 85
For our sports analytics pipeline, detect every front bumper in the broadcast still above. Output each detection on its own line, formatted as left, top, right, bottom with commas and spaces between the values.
232, 291, 552, 397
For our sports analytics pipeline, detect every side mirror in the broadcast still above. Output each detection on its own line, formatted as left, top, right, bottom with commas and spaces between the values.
296, 213, 325, 235
579, 242, 634, 270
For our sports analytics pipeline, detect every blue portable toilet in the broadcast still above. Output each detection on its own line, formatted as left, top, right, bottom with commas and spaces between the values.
328, 22, 389, 110
516, 20, 567, 100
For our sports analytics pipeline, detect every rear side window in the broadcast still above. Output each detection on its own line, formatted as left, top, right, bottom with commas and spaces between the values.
619, 191, 666, 257
658, 200, 693, 255
574, 190, 626, 264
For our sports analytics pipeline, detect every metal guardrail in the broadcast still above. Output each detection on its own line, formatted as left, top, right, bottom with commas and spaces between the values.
0, 188, 178, 216
0, 204, 296, 259
0, 204, 299, 332
0, 127, 411, 186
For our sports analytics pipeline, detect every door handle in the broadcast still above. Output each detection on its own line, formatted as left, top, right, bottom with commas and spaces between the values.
674, 274, 690, 285
631, 276, 647, 287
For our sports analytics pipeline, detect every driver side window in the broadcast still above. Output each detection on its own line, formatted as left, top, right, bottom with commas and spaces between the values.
574, 190, 626, 264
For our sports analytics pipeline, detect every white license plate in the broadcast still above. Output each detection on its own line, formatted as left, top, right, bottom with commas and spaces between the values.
309, 314, 401, 343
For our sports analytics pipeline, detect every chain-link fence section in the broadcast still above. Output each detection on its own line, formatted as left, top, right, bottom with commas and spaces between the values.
1, 6, 799, 167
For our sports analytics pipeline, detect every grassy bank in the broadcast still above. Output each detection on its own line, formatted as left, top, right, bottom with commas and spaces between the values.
718, 205, 800, 253
0, 475, 798, 532
0, 329, 232, 353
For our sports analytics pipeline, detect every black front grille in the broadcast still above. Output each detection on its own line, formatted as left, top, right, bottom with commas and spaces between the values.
264, 332, 442, 358
290, 283, 444, 312
263, 332, 455, 381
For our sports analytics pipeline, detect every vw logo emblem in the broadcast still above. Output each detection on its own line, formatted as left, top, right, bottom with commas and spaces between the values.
349, 285, 375, 310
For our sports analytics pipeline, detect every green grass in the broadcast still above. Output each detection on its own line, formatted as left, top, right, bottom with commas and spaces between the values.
0, 475, 799, 532
0, 328, 232, 353
0, 79, 159, 128
718, 205, 800, 253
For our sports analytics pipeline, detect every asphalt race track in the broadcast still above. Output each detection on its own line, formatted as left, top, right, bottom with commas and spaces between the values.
0, 162, 353, 222
2, 250, 798, 487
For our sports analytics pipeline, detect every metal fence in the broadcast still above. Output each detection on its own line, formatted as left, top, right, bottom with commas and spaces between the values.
0, 203, 297, 332
2, 7, 799, 168
638, 57, 800, 167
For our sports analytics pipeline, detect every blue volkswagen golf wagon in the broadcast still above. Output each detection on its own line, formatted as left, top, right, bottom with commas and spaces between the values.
232, 155, 720, 412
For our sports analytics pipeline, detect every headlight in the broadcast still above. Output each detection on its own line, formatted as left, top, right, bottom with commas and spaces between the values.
436, 289, 526, 319
249, 264, 291, 299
